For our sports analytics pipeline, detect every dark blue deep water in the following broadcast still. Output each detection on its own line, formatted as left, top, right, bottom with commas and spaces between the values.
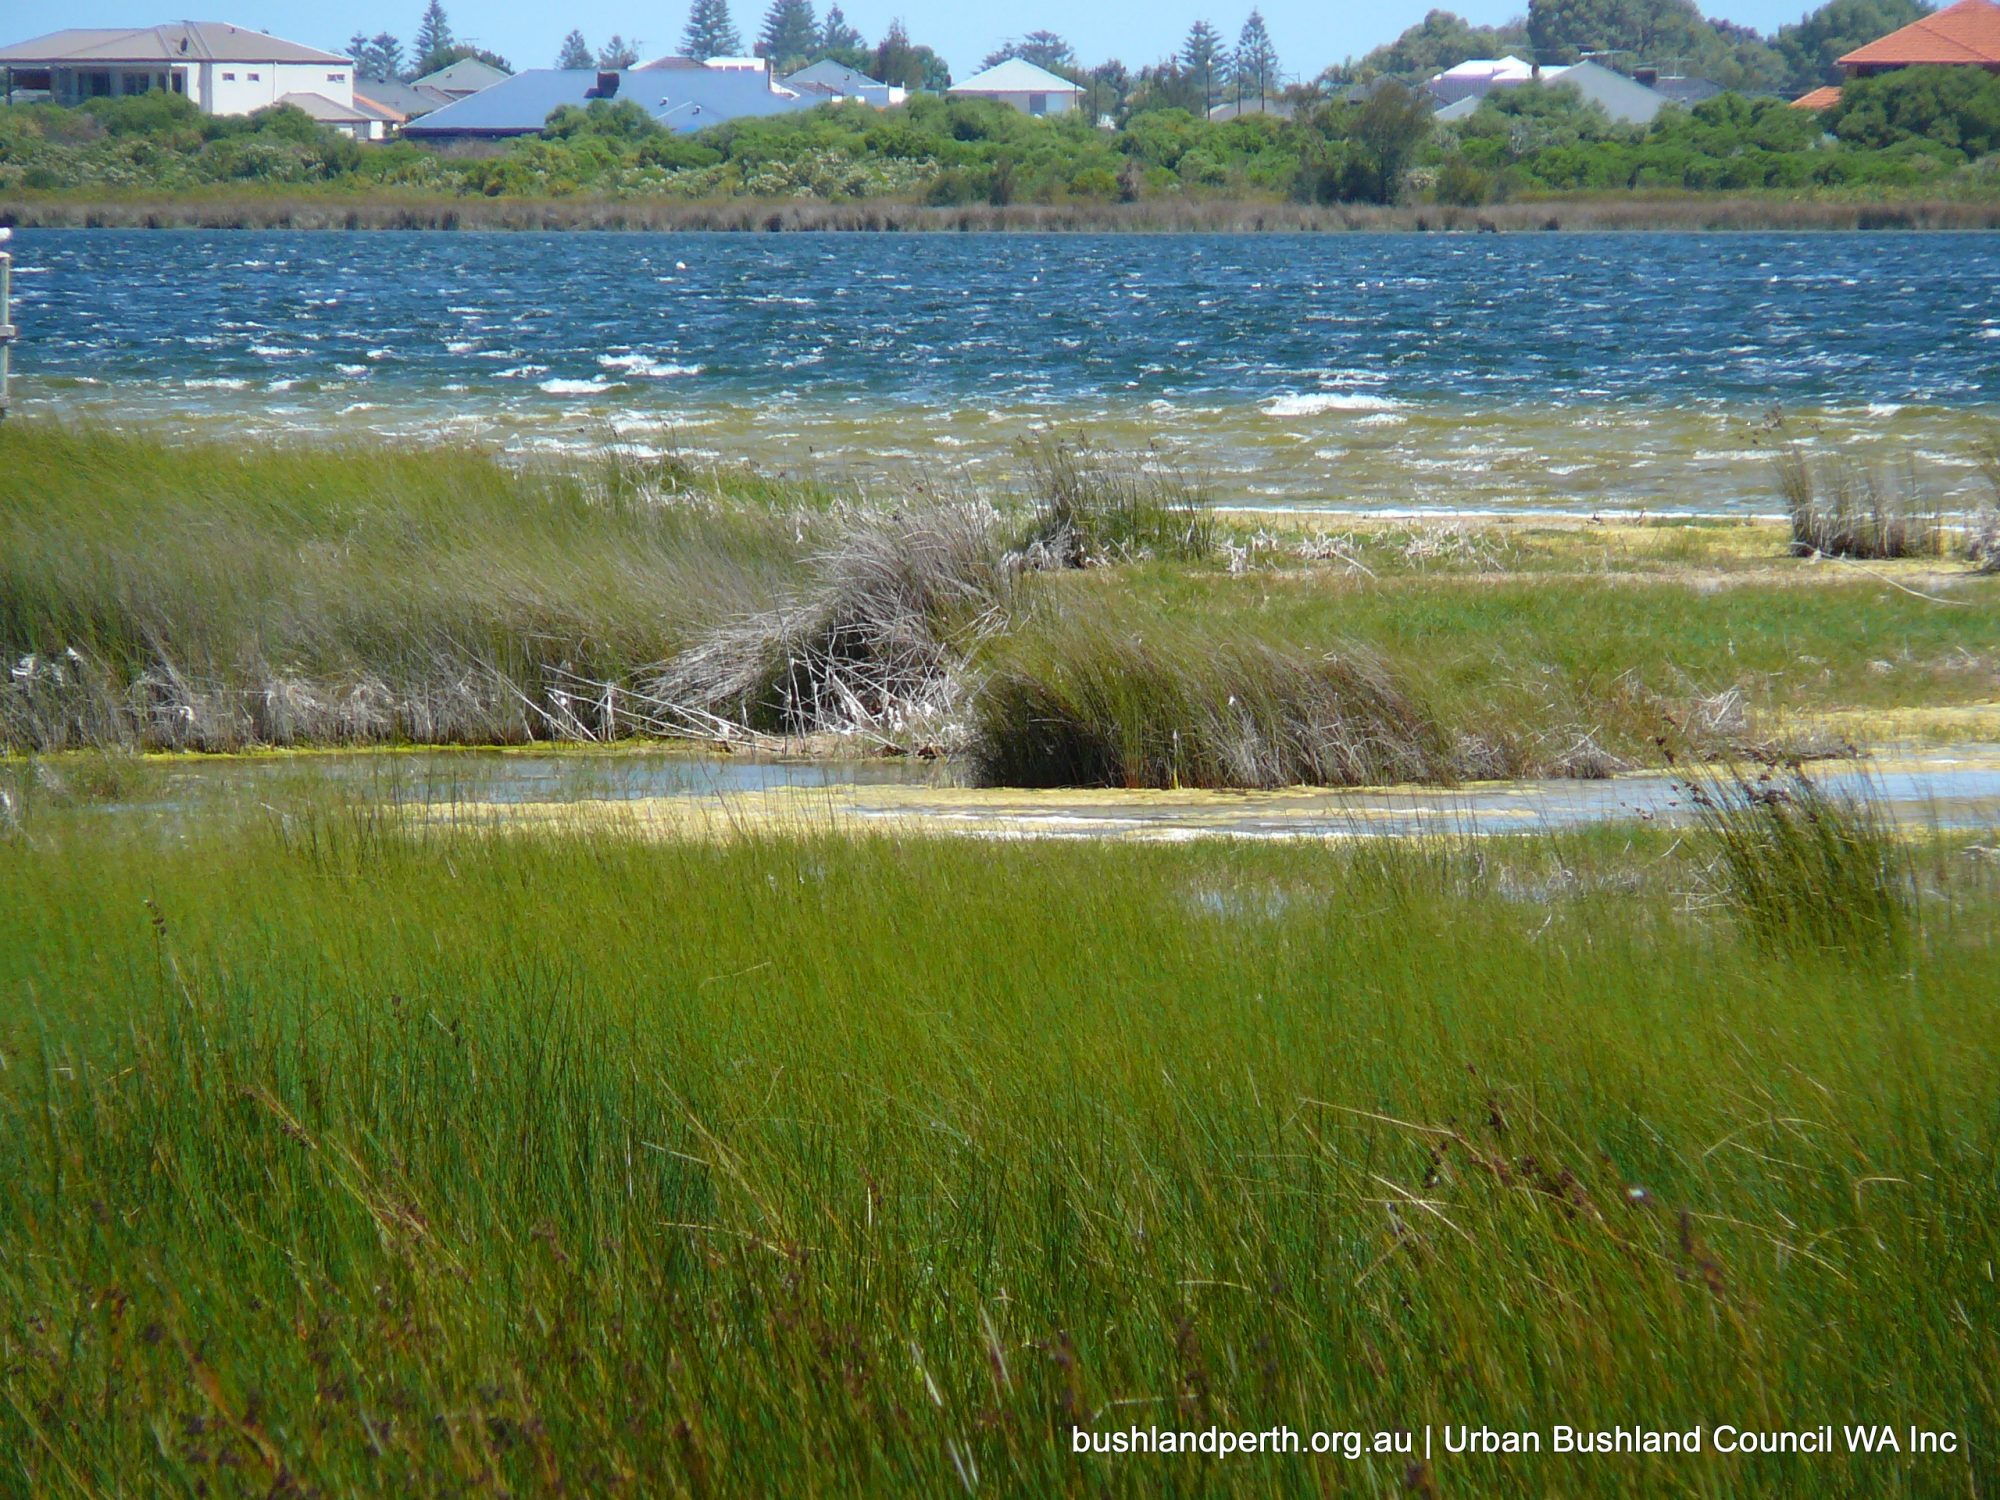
11, 229, 2000, 509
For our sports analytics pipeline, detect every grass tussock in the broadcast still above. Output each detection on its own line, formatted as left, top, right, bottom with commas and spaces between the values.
972, 604, 1447, 789
1775, 435, 1948, 560
632, 498, 1013, 744
1689, 761, 1912, 960
1967, 431, 2000, 573
1015, 436, 1216, 567
0, 800, 1994, 1493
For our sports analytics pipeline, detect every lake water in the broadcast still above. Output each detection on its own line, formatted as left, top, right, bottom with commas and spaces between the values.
58, 744, 2000, 842
12, 228, 2000, 511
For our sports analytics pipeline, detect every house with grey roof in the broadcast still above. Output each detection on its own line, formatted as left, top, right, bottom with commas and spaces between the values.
402, 64, 818, 142
1431, 59, 1678, 126
783, 59, 902, 107
0, 22, 358, 120
947, 58, 1084, 116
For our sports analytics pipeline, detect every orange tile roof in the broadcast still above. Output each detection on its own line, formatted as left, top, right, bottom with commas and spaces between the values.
1840, 0, 2000, 67
1790, 85, 1843, 109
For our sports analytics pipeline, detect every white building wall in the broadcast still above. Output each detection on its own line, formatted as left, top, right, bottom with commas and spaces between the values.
958, 88, 1077, 116
206, 59, 354, 115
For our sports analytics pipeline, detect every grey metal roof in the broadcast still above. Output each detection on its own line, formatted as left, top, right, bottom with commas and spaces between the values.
949, 59, 1083, 94
0, 21, 348, 65
351, 78, 448, 117
784, 59, 887, 94
410, 57, 509, 93
277, 90, 395, 123
403, 67, 819, 137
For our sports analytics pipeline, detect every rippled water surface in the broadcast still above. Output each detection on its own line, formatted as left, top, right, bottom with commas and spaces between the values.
13, 228, 2000, 509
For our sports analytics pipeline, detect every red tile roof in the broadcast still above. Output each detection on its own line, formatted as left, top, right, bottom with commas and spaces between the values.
1790, 85, 1843, 109
1840, 0, 2000, 67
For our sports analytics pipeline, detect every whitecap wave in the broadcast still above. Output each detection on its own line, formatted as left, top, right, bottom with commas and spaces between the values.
598, 353, 705, 379
539, 377, 614, 395
1263, 392, 1405, 417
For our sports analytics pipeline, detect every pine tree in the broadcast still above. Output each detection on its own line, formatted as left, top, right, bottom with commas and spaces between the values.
981, 30, 1075, 73
1232, 9, 1278, 106
596, 35, 641, 67
757, 0, 818, 65
1181, 21, 1227, 112
413, 0, 454, 69
681, 0, 743, 60
557, 29, 593, 68
819, 3, 862, 53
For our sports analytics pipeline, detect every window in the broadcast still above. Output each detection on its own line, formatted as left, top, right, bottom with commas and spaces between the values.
328, 72, 345, 82
222, 71, 236, 80
247, 71, 260, 81
1028, 92, 1048, 116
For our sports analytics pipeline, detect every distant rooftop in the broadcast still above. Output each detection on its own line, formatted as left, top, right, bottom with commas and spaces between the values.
784, 59, 888, 94
403, 65, 815, 137
0, 22, 347, 66
949, 58, 1083, 95
1840, 0, 2000, 67
410, 56, 509, 94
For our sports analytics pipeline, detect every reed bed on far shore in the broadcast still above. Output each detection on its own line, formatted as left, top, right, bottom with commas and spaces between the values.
0, 788, 1994, 1494
12, 190, 2000, 234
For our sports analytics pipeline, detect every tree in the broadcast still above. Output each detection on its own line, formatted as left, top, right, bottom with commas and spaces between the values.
1350, 78, 1432, 200
413, 1, 453, 68
1775, 0, 1930, 91
875, 21, 951, 89
418, 43, 511, 75
347, 32, 406, 80
1353, 9, 1532, 81
596, 35, 641, 68
1181, 21, 1229, 112
820, 4, 863, 53
557, 30, 594, 68
757, 0, 819, 66
682, 0, 743, 60
1825, 63, 2000, 155
1232, 10, 1279, 106
981, 30, 1077, 73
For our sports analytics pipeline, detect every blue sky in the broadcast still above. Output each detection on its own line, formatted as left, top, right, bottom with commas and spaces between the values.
0, 0, 1821, 79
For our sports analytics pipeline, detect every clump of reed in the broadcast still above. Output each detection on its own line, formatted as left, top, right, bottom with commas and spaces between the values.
1774, 437, 1946, 560
1014, 436, 1215, 566
1687, 760, 1911, 960
970, 604, 1447, 788
1967, 432, 2000, 573
633, 498, 1014, 745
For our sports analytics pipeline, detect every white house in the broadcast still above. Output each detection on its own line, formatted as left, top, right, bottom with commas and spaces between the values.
948, 58, 1083, 116
0, 23, 360, 121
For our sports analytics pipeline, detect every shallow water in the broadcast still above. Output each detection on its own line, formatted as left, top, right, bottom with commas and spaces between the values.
13, 229, 2000, 511
64, 744, 2000, 842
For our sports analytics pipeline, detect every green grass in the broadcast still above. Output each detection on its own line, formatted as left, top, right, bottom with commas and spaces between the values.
0, 788, 1995, 1494
0, 424, 815, 749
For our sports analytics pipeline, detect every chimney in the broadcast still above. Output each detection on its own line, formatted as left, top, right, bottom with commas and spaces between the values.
1635, 66, 1658, 85
593, 70, 620, 98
